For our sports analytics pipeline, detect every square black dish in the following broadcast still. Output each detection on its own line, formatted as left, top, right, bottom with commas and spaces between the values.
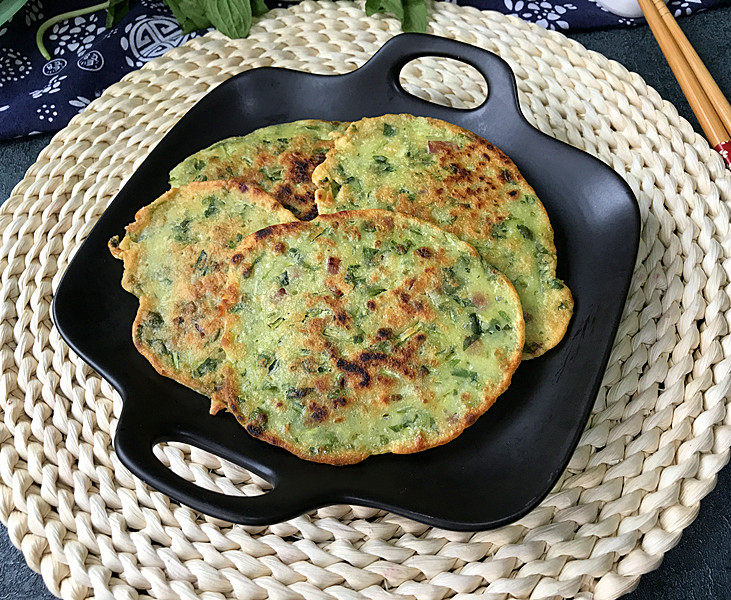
52, 33, 640, 531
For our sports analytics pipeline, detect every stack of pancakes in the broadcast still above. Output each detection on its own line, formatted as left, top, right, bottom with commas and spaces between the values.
110, 115, 572, 464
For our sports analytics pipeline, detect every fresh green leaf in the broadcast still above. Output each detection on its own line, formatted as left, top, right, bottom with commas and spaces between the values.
364, 0, 380, 17
0, 0, 28, 28
205, 0, 253, 38
403, 0, 428, 33
166, 0, 211, 33
251, 0, 268, 17
365, 0, 404, 21
106, 0, 130, 28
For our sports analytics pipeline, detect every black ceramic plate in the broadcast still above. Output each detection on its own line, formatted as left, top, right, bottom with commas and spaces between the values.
53, 33, 639, 530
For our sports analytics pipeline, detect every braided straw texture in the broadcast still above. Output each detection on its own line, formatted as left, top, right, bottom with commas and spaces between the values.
1, 2, 729, 599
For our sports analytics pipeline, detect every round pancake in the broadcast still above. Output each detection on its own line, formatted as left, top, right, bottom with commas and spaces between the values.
169, 119, 346, 220
217, 210, 524, 465
313, 114, 573, 358
109, 180, 297, 413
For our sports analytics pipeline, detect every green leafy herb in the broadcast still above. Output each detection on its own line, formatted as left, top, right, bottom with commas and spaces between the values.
373, 155, 395, 173
194, 356, 221, 378
365, 0, 403, 21
451, 368, 478, 383
463, 313, 482, 350
550, 278, 565, 289
367, 287, 386, 297
227, 233, 244, 248
491, 222, 508, 240
229, 302, 246, 313
517, 224, 534, 240
145, 312, 165, 329
345, 264, 364, 287
171, 218, 195, 244
35, 0, 429, 62
383, 123, 397, 136
166, 0, 210, 33
0, 0, 27, 28
268, 316, 285, 329
403, 0, 428, 33
203, 195, 221, 217
106, 0, 130, 27
484, 318, 502, 334
363, 247, 380, 266
260, 165, 283, 182
205, 0, 253, 38
501, 168, 516, 184
194, 249, 209, 275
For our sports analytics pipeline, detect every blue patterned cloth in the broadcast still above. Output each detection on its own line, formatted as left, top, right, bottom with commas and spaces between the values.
0, 0, 722, 139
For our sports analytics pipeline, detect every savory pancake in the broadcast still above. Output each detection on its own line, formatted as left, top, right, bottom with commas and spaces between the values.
313, 114, 573, 358
109, 180, 297, 413
169, 119, 346, 220
217, 210, 524, 464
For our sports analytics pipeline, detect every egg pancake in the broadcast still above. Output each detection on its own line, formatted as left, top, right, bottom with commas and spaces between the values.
217, 210, 524, 464
313, 114, 573, 358
170, 119, 346, 220
109, 180, 297, 413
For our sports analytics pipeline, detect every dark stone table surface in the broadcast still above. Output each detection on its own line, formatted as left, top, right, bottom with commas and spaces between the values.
0, 7, 728, 599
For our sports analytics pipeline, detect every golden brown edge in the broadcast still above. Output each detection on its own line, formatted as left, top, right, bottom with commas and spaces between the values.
215, 208, 525, 465
312, 113, 573, 359
109, 179, 298, 415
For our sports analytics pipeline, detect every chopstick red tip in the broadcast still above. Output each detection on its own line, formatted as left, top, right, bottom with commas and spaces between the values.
714, 140, 731, 168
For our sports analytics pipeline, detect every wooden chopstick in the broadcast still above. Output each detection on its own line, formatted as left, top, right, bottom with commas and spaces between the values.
650, 0, 731, 136
637, 0, 731, 167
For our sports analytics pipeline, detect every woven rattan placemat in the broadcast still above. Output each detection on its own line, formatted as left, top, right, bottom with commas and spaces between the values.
1, 2, 729, 599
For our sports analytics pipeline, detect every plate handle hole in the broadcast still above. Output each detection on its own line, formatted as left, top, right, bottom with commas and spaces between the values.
154, 441, 273, 497
398, 57, 488, 109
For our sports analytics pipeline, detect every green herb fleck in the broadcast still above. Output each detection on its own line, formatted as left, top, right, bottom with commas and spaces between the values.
345, 264, 364, 287
268, 316, 285, 329
451, 368, 478, 382
501, 169, 516, 184
484, 318, 502, 334
259, 166, 283, 182
491, 222, 508, 240
194, 357, 220, 378
145, 312, 164, 329
194, 250, 209, 275
203, 195, 221, 218
367, 287, 386, 297
171, 218, 194, 244
373, 155, 395, 173
227, 233, 244, 249
517, 224, 534, 240
463, 313, 483, 350
363, 247, 380, 265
